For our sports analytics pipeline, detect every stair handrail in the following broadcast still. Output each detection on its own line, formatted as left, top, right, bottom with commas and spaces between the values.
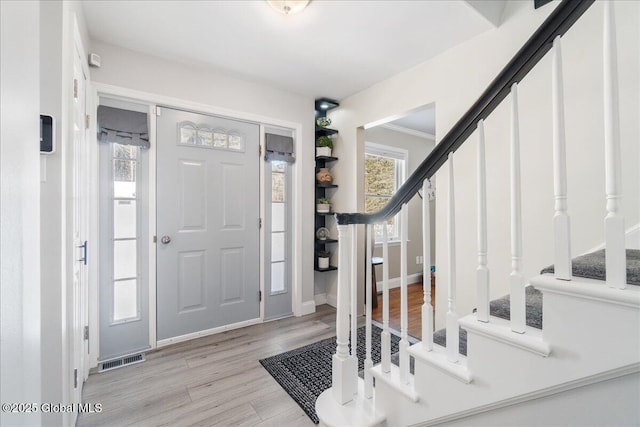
335, 0, 595, 226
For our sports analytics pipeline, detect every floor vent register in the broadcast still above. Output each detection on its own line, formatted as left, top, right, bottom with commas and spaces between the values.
98, 353, 145, 372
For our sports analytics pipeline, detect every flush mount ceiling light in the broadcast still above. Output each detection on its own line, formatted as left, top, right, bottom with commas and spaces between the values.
267, 0, 310, 15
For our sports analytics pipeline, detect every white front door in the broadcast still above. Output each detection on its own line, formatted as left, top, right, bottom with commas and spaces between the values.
156, 107, 260, 341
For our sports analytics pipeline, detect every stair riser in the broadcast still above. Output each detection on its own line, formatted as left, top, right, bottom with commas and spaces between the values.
542, 291, 640, 369
373, 281, 639, 425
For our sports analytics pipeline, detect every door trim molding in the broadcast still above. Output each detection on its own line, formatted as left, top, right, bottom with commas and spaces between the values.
91, 82, 306, 350
147, 104, 158, 350
259, 125, 266, 320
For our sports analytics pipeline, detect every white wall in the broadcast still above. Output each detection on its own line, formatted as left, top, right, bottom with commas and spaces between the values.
39, 2, 92, 425
364, 126, 435, 282
329, 0, 639, 328
40, 3, 65, 423
1, 1, 42, 426
89, 41, 317, 307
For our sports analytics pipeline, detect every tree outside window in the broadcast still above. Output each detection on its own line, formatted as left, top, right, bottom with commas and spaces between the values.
364, 143, 407, 242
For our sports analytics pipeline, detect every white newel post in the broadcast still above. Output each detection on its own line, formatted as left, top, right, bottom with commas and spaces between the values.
510, 83, 526, 334
333, 224, 358, 404
364, 224, 374, 399
446, 153, 460, 363
381, 223, 391, 373
603, 0, 626, 289
476, 120, 490, 322
552, 36, 572, 281
399, 204, 410, 383
422, 179, 434, 349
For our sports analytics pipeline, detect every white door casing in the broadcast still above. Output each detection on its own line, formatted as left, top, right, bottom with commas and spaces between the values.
71, 34, 89, 411
89, 83, 307, 353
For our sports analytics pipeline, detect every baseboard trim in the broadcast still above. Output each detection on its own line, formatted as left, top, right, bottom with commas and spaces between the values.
584, 222, 639, 252
378, 273, 424, 291
422, 362, 640, 426
626, 223, 640, 249
322, 272, 423, 309
156, 317, 261, 347
326, 293, 338, 308
314, 293, 327, 306
300, 299, 316, 316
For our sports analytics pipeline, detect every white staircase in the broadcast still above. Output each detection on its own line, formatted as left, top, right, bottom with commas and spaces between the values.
316, 2, 640, 425
371, 275, 640, 426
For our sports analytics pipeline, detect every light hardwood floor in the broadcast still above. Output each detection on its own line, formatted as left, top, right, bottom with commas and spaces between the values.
371, 282, 435, 340
79, 305, 338, 427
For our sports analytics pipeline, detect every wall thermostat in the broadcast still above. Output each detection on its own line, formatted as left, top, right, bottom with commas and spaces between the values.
40, 114, 55, 154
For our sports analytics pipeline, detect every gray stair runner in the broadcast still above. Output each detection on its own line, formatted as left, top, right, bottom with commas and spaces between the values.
433, 249, 639, 356
540, 249, 639, 285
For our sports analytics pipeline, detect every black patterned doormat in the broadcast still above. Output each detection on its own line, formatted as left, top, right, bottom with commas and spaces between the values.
259, 325, 400, 424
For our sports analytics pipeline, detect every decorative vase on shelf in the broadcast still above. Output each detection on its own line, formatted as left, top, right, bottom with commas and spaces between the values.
316, 146, 332, 157
316, 117, 332, 128
316, 167, 333, 185
318, 254, 330, 269
316, 203, 330, 213
316, 136, 334, 157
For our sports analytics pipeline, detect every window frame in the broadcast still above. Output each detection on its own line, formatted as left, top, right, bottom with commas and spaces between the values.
364, 142, 408, 244
268, 160, 290, 296
106, 142, 143, 325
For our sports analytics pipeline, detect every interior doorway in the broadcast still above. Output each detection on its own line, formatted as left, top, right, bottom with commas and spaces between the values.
363, 105, 437, 340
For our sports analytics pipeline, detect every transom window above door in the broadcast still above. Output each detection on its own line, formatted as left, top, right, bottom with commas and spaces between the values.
177, 121, 245, 152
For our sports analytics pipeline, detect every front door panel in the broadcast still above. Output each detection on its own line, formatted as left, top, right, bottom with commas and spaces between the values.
156, 107, 259, 340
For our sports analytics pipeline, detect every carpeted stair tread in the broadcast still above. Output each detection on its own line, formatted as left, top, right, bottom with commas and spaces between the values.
433, 286, 542, 356
540, 249, 640, 286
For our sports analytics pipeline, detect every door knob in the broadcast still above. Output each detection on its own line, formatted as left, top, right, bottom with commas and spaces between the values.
161, 235, 171, 244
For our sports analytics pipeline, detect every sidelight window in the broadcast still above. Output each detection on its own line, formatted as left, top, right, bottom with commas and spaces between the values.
270, 161, 288, 294
111, 143, 140, 323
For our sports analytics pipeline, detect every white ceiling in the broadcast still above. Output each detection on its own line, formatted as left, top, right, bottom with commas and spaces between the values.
387, 107, 436, 136
83, 1, 499, 100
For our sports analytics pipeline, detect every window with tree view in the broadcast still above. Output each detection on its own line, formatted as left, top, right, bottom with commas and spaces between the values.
364, 143, 407, 242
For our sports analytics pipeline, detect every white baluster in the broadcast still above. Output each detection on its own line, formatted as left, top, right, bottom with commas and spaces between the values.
603, 0, 626, 289
446, 153, 460, 363
477, 120, 490, 322
350, 225, 358, 364
552, 36, 572, 281
399, 204, 410, 383
333, 224, 358, 404
364, 224, 373, 399
422, 179, 434, 349
510, 83, 526, 334
381, 223, 391, 373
